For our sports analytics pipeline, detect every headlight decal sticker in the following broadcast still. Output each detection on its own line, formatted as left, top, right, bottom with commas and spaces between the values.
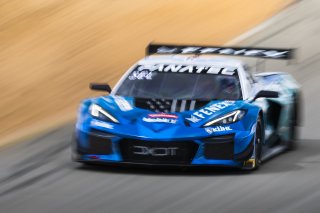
89, 103, 119, 123
203, 110, 246, 127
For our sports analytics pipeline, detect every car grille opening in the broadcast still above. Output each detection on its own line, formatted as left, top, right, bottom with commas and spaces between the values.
77, 130, 113, 155
119, 139, 199, 165
202, 135, 234, 160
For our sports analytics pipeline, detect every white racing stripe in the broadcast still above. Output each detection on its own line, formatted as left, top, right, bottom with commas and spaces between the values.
180, 100, 186, 112
171, 99, 177, 112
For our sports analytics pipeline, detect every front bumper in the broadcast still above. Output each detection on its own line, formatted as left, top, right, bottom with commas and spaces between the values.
72, 127, 254, 168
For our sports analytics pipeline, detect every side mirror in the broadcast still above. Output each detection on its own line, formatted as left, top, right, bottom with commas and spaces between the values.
252, 90, 279, 101
90, 83, 112, 93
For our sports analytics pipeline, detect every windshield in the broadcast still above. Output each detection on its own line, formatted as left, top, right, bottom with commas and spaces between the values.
115, 64, 242, 100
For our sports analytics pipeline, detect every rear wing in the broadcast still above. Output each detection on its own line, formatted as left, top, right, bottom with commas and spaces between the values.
146, 43, 295, 60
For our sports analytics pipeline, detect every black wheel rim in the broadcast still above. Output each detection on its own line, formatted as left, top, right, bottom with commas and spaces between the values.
255, 121, 262, 165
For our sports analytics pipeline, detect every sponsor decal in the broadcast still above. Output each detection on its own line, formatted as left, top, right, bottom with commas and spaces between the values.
152, 46, 291, 59
91, 120, 114, 129
135, 64, 236, 76
205, 126, 232, 134
128, 70, 153, 80
114, 96, 133, 111
132, 146, 178, 156
185, 115, 201, 123
186, 101, 235, 123
148, 113, 178, 119
143, 117, 177, 124
142, 113, 178, 124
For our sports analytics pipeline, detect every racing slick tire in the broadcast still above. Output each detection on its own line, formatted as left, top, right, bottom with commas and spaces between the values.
287, 92, 301, 150
243, 117, 263, 170
253, 117, 263, 169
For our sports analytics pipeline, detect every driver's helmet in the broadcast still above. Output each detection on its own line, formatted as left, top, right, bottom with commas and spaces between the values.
219, 76, 237, 94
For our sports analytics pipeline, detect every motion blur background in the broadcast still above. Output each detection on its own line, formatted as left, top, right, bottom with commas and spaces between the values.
4, 0, 320, 213
0, 0, 293, 144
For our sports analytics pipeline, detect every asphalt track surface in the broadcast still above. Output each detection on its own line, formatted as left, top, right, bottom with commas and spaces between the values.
1, 1, 320, 212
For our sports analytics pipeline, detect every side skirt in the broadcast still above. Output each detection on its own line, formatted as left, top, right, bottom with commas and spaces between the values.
261, 145, 287, 162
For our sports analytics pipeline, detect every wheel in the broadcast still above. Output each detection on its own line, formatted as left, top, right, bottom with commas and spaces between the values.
287, 93, 300, 150
253, 117, 263, 169
243, 117, 263, 170
287, 121, 297, 150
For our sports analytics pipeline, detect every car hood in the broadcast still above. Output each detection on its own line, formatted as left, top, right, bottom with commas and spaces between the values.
90, 95, 247, 129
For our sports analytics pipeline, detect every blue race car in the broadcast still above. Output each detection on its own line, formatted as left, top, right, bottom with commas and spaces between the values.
72, 44, 301, 170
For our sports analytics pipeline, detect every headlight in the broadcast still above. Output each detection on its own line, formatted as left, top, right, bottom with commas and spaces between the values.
89, 103, 119, 123
203, 110, 246, 127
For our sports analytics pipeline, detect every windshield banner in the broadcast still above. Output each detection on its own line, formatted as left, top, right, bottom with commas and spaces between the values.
134, 64, 237, 76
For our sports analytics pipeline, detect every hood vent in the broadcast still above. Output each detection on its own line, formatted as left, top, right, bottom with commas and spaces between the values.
134, 98, 209, 113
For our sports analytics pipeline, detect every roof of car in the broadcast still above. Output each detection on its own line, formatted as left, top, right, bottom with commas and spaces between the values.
138, 55, 244, 67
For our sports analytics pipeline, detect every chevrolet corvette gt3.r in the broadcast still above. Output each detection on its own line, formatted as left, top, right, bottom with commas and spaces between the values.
72, 44, 301, 170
